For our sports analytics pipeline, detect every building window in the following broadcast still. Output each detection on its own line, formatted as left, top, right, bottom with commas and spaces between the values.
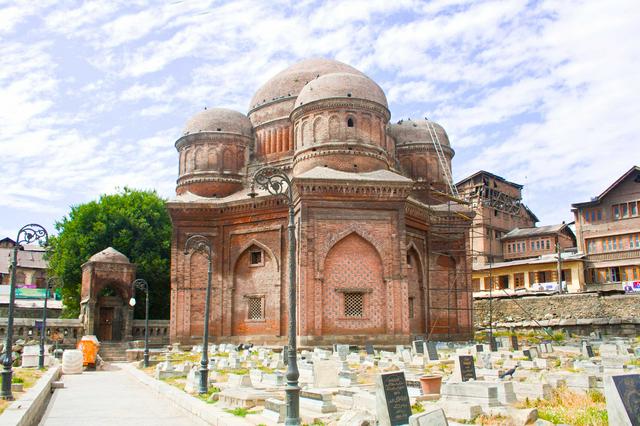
408, 297, 415, 319
597, 209, 602, 221
344, 292, 364, 317
536, 241, 541, 250
347, 117, 354, 128
631, 203, 638, 216
591, 210, 596, 222
613, 205, 620, 220
546, 240, 550, 249
622, 204, 628, 218
247, 297, 264, 320
613, 238, 618, 250
250, 250, 263, 266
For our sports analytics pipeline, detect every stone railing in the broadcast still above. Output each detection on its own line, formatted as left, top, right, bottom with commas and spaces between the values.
132, 319, 170, 346
0, 318, 170, 347
0, 318, 84, 348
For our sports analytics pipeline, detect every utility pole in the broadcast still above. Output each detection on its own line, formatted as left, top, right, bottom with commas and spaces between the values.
556, 234, 563, 293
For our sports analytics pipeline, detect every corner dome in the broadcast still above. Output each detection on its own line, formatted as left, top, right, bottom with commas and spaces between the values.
295, 72, 388, 109
89, 247, 130, 264
183, 108, 252, 137
388, 119, 450, 146
249, 58, 365, 110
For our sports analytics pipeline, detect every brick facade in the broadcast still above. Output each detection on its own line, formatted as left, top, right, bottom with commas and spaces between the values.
167, 58, 474, 345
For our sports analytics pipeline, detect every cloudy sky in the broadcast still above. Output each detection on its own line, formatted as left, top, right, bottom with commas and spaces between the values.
1, 0, 639, 238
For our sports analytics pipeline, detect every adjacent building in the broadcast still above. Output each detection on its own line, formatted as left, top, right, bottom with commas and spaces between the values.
473, 223, 584, 293
166, 58, 475, 345
456, 171, 538, 265
572, 166, 640, 291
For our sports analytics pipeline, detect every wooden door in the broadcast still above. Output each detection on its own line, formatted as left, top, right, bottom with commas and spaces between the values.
98, 307, 114, 341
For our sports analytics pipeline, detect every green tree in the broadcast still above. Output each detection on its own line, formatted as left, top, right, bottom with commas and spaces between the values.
48, 188, 171, 319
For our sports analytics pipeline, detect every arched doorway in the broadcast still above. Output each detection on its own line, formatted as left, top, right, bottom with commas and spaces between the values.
232, 244, 279, 336
322, 233, 385, 335
407, 247, 425, 335
429, 255, 458, 338
96, 284, 127, 341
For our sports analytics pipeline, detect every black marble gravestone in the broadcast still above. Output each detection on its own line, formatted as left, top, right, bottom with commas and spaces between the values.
611, 374, 640, 426
523, 349, 532, 361
413, 339, 424, 354
511, 334, 519, 350
475, 344, 484, 352
365, 343, 375, 356
380, 372, 412, 425
458, 355, 476, 382
426, 341, 439, 361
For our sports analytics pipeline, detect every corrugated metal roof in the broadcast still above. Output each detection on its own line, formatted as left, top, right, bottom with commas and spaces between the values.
0, 247, 48, 273
473, 252, 585, 271
502, 224, 567, 240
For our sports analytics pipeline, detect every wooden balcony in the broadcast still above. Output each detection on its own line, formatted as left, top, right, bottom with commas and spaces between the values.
586, 249, 640, 262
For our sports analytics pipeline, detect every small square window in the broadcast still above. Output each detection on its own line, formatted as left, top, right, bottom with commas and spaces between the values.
247, 297, 264, 320
344, 292, 363, 318
250, 250, 263, 266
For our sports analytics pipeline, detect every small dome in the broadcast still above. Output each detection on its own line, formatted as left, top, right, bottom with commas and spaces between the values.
89, 247, 130, 264
388, 119, 450, 146
249, 58, 365, 110
183, 108, 252, 137
295, 72, 388, 109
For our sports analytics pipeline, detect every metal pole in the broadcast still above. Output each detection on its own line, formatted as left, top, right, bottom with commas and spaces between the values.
285, 202, 300, 425
249, 166, 299, 425
183, 235, 213, 395
556, 235, 563, 294
1, 224, 48, 400
39, 281, 48, 369
200, 253, 212, 394
144, 283, 150, 368
1, 245, 19, 400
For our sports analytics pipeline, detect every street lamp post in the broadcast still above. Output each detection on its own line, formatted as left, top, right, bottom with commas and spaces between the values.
39, 277, 60, 369
130, 279, 150, 368
184, 235, 213, 395
1, 224, 48, 400
249, 166, 299, 426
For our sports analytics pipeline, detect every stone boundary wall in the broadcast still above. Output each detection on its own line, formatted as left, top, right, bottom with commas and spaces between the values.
0, 318, 170, 347
0, 363, 62, 426
474, 292, 640, 337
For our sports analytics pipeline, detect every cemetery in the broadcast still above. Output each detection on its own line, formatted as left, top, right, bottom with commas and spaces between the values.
92, 332, 639, 425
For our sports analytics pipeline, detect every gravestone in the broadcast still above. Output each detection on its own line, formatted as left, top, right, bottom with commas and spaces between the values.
475, 344, 484, 353
409, 407, 449, 426
510, 335, 519, 350
313, 359, 340, 388
582, 342, 595, 358
456, 355, 476, 382
604, 373, 640, 426
366, 343, 375, 356
376, 371, 412, 426
413, 340, 425, 354
336, 344, 350, 360
426, 342, 439, 361
489, 336, 498, 352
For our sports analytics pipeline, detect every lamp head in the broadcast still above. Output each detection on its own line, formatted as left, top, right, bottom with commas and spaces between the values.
129, 297, 136, 307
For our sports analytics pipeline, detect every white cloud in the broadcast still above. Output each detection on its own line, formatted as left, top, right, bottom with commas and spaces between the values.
1, 0, 639, 234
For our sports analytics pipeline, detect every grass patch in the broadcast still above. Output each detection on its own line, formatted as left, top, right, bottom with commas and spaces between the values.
411, 401, 424, 414
473, 414, 510, 425
517, 385, 607, 426
0, 368, 46, 414
224, 407, 259, 417
196, 386, 220, 403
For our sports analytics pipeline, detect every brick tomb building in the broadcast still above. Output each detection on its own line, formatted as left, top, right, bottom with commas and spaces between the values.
167, 58, 474, 346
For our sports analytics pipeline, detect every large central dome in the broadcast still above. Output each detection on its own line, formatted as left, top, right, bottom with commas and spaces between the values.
249, 58, 365, 111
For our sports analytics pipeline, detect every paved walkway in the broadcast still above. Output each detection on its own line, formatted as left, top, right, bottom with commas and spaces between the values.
39, 363, 208, 426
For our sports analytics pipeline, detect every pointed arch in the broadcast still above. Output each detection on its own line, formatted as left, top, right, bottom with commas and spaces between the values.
223, 149, 234, 171
195, 147, 207, 170
328, 115, 340, 140
312, 116, 324, 144
317, 226, 385, 277
231, 239, 280, 277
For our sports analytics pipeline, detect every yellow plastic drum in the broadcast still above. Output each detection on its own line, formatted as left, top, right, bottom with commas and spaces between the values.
77, 335, 100, 369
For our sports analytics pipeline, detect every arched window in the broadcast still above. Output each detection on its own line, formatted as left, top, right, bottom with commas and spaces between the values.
347, 117, 354, 127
